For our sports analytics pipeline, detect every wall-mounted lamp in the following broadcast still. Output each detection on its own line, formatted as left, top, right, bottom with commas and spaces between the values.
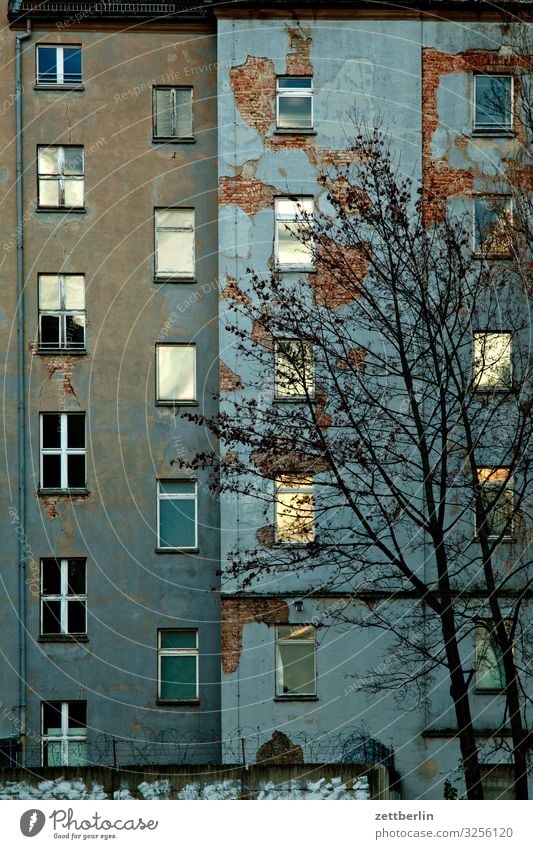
292, 598, 304, 612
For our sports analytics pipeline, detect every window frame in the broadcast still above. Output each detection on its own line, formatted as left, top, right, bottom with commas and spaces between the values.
475, 619, 512, 693
155, 343, 197, 405
39, 412, 87, 492
157, 628, 199, 703
156, 479, 198, 551
38, 273, 86, 353
476, 467, 514, 540
37, 145, 85, 210
41, 700, 87, 767
274, 196, 314, 271
274, 339, 315, 401
152, 86, 194, 141
36, 44, 83, 87
154, 207, 195, 281
275, 475, 315, 545
473, 196, 513, 257
40, 558, 87, 638
472, 331, 512, 391
276, 76, 314, 131
275, 624, 317, 699
473, 74, 514, 134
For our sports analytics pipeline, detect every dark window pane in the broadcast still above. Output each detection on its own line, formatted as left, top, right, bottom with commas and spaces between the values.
160, 630, 196, 649
475, 76, 512, 130
40, 315, 61, 348
159, 498, 196, 548
160, 656, 196, 700
42, 701, 62, 734
42, 414, 61, 448
42, 601, 61, 634
42, 558, 61, 595
67, 415, 84, 448
42, 454, 61, 488
63, 48, 82, 84
68, 702, 86, 729
67, 601, 86, 634
67, 560, 85, 595
37, 47, 58, 83
67, 455, 85, 488
65, 315, 85, 349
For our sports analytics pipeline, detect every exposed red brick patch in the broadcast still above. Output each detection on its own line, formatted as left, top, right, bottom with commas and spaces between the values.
315, 387, 332, 430
220, 175, 275, 216
39, 492, 89, 519
313, 241, 370, 309
44, 355, 79, 397
222, 275, 251, 305
220, 361, 243, 391
221, 597, 290, 674
230, 56, 276, 135
252, 449, 329, 477
336, 347, 367, 372
425, 162, 474, 226
256, 525, 275, 548
251, 318, 274, 351
256, 731, 304, 765
285, 26, 313, 76
325, 177, 370, 214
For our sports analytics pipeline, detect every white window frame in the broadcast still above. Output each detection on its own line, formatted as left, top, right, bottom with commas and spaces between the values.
157, 480, 198, 550
274, 339, 314, 400
40, 558, 87, 637
274, 197, 314, 271
157, 629, 199, 701
476, 467, 514, 539
473, 74, 514, 133
473, 331, 512, 390
152, 86, 194, 140
275, 475, 315, 544
473, 196, 513, 256
275, 624, 317, 698
38, 273, 86, 352
41, 701, 87, 767
154, 208, 195, 280
36, 44, 82, 86
276, 76, 313, 130
155, 343, 196, 404
40, 412, 86, 491
37, 145, 84, 209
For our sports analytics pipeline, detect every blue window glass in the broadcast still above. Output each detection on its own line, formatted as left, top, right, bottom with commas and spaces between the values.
158, 481, 197, 548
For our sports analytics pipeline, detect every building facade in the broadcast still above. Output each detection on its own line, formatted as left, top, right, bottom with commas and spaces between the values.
0, 0, 531, 799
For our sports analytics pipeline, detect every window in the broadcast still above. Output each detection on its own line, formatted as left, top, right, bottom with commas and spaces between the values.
276, 77, 313, 130
40, 413, 86, 490
38, 274, 85, 351
154, 209, 195, 280
474, 75, 513, 133
275, 625, 316, 697
275, 197, 314, 269
153, 87, 193, 140
157, 480, 197, 549
474, 197, 512, 256
157, 629, 199, 701
274, 339, 314, 399
480, 766, 516, 800
156, 344, 196, 403
37, 146, 84, 209
41, 701, 87, 766
275, 475, 314, 543
41, 559, 86, 637
475, 620, 511, 691
473, 332, 511, 389
477, 467, 513, 538
36, 44, 82, 86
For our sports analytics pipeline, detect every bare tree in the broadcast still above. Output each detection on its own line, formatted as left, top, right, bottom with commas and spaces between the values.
181, 125, 531, 799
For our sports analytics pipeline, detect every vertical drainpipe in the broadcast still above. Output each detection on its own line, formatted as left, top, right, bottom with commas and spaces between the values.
16, 17, 32, 767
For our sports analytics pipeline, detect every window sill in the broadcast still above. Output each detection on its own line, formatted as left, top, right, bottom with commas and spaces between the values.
155, 400, 199, 407
273, 396, 315, 403
34, 84, 85, 92
274, 696, 318, 702
36, 348, 87, 356
152, 137, 196, 144
276, 266, 316, 274
274, 129, 316, 136
273, 542, 315, 548
154, 277, 197, 285
155, 547, 200, 555
39, 635, 89, 643
36, 207, 87, 214
471, 129, 515, 137
38, 488, 90, 496
473, 253, 512, 261
156, 699, 200, 706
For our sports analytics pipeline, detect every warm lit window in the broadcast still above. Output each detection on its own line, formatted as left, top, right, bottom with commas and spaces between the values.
36, 45, 82, 86
477, 467, 513, 538
473, 332, 511, 389
154, 209, 195, 280
157, 629, 199, 701
38, 274, 85, 351
41, 701, 87, 766
275, 475, 314, 543
157, 480, 197, 549
474, 75, 513, 133
156, 344, 196, 403
275, 198, 314, 269
37, 146, 84, 209
275, 625, 316, 697
475, 620, 511, 691
40, 558, 86, 637
40, 413, 86, 490
276, 77, 313, 130
474, 197, 512, 256
153, 87, 193, 139
274, 339, 314, 399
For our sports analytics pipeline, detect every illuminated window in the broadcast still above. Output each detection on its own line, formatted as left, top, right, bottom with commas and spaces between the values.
37, 146, 84, 209
275, 198, 314, 269
158, 629, 199, 701
156, 344, 196, 403
154, 209, 195, 280
275, 475, 314, 543
276, 77, 313, 130
275, 625, 316, 697
473, 332, 511, 389
474, 75, 513, 133
275, 340, 314, 399
474, 197, 512, 256
38, 274, 85, 351
477, 468, 513, 538
41, 701, 87, 766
